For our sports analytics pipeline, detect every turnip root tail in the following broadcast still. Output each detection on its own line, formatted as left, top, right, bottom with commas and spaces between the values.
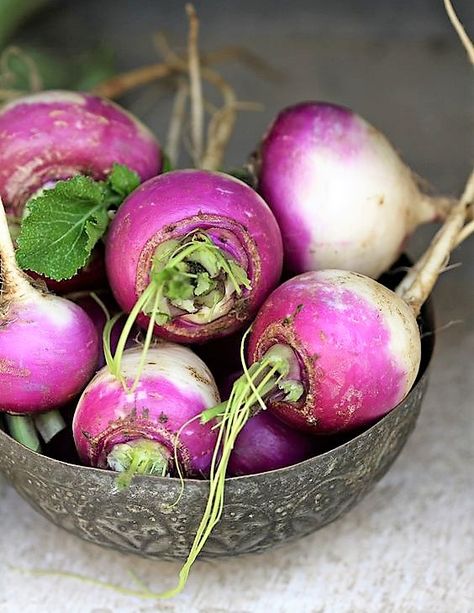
0, 198, 34, 300
418, 194, 458, 221
397, 0, 474, 314
397, 169, 474, 315
444, 0, 474, 65
92, 4, 249, 172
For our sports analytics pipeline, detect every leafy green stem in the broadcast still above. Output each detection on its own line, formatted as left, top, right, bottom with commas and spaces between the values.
4, 414, 42, 452
157, 347, 284, 598
104, 283, 155, 384
129, 282, 164, 392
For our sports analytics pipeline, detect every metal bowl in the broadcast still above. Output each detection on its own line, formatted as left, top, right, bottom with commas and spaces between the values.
0, 299, 434, 561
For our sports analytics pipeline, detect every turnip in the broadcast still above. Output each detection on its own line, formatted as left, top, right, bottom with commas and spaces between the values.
0, 90, 161, 288
218, 369, 318, 475
159, 170, 473, 597
105, 169, 282, 382
0, 90, 160, 215
227, 408, 318, 477
254, 101, 456, 278
72, 344, 220, 487
0, 198, 99, 449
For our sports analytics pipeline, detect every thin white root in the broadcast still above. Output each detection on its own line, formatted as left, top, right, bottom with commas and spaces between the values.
186, 4, 204, 166
200, 66, 237, 170
155, 29, 239, 171
166, 78, 189, 167
396, 0, 474, 304
456, 218, 474, 246
444, 0, 474, 65
420, 319, 463, 339
398, 169, 474, 315
92, 62, 175, 99
395, 209, 473, 299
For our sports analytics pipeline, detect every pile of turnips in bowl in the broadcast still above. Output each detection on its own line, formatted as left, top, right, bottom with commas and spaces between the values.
0, 83, 472, 595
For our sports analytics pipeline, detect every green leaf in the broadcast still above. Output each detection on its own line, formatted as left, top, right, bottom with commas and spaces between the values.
16, 164, 140, 281
16, 176, 110, 280
107, 163, 140, 199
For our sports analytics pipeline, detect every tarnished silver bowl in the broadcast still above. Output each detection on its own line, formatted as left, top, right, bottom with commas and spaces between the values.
0, 297, 434, 561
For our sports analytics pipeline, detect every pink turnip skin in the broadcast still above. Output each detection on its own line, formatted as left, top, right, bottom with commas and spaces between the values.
73, 344, 220, 477
227, 406, 318, 476
0, 297, 99, 414
256, 102, 451, 279
0, 199, 99, 415
247, 270, 421, 434
0, 91, 161, 215
106, 169, 283, 343
0, 91, 161, 291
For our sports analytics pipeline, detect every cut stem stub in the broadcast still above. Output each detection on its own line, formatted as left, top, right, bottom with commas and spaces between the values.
107, 231, 251, 390
107, 439, 171, 490
397, 168, 474, 314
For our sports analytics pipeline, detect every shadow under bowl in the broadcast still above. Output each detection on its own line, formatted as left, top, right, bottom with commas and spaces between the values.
0, 299, 435, 561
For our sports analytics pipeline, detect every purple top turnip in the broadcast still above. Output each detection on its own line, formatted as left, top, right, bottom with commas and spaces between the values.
0, 91, 161, 215
105, 169, 283, 348
256, 101, 453, 278
228, 410, 318, 476
247, 270, 421, 433
73, 344, 220, 485
0, 91, 161, 290
0, 200, 99, 415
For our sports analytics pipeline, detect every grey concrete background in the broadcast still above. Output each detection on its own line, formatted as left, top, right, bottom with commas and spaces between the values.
0, 1, 473, 611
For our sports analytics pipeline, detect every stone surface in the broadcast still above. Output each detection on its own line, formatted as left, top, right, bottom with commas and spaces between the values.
0, 1, 473, 611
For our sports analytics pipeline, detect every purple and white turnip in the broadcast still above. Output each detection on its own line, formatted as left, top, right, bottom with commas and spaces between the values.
0, 90, 161, 216
105, 169, 283, 379
228, 409, 318, 476
0, 90, 161, 290
0, 198, 99, 448
73, 343, 220, 486
255, 101, 454, 279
